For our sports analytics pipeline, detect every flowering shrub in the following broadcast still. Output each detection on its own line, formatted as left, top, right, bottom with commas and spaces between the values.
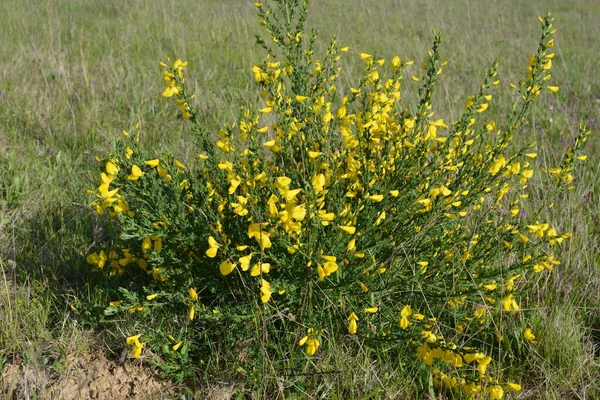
87, 1, 589, 397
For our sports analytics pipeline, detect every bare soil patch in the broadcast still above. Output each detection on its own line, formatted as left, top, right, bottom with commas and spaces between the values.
2, 353, 175, 399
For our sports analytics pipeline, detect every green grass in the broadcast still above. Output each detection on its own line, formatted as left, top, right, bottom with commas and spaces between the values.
1, 0, 599, 398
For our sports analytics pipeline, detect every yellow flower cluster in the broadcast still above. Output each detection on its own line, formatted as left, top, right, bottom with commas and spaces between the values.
160, 58, 192, 120
299, 328, 322, 355
420, 341, 524, 398
126, 334, 144, 358
86, 5, 591, 394
88, 160, 133, 217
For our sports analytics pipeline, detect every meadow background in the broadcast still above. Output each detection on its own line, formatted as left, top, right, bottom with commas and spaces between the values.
0, 0, 599, 398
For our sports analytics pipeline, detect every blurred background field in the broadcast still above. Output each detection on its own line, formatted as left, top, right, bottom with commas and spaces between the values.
0, 0, 598, 398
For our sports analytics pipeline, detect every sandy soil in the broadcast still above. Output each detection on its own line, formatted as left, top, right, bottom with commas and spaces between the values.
2, 353, 174, 399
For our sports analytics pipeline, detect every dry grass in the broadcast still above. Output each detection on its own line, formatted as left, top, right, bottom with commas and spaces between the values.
1, 0, 598, 397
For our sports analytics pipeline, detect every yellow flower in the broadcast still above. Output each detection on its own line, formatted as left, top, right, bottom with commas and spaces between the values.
398, 305, 412, 329
87, 250, 108, 268
316, 259, 339, 280
247, 222, 264, 238
172, 341, 182, 351
250, 262, 271, 277
352, 282, 366, 294
505, 382, 522, 392
128, 305, 146, 313
220, 260, 236, 276
162, 76, 180, 98
347, 313, 358, 334
142, 237, 152, 251
422, 330, 437, 343
507, 274, 520, 291
368, 194, 384, 202
127, 164, 143, 181
399, 316, 410, 329
106, 160, 119, 176
400, 305, 412, 317
126, 334, 141, 345
156, 164, 168, 178
340, 225, 356, 234
189, 306, 195, 321
323, 260, 338, 276
522, 169, 534, 179
477, 355, 492, 375
306, 338, 319, 355
260, 279, 273, 303
228, 178, 241, 195
430, 119, 448, 128
189, 288, 198, 301
145, 159, 159, 168
298, 336, 308, 346
283, 188, 301, 202
502, 294, 519, 312
364, 307, 378, 313
109, 300, 123, 307
153, 237, 162, 252
247, 223, 272, 249
206, 236, 221, 258
299, 329, 320, 355
146, 294, 158, 301
474, 307, 486, 319
239, 254, 253, 271
289, 204, 307, 221
489, 155, 506, 175
126, 334, 144, 358
524, 328, 537, 344
317, 265, 325, 281
100, 171, 112, 185
347, 238, 356, 251
130, 344, 143, 358
318, 210, 335, 225
547, 85, 559, 93
312, 174, 326, 194
488, 385, 504, 399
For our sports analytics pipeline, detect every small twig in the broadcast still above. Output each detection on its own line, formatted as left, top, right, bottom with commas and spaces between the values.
118, 346, 129, 367
265, 307, 290, 322
277, 369, 342, 377
22, 364, 30, 400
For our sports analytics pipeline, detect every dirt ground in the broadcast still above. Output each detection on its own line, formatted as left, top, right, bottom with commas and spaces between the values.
2, 353, 175, 400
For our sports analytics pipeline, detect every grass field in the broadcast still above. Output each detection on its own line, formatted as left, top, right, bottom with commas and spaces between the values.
1, 0, 599, 398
